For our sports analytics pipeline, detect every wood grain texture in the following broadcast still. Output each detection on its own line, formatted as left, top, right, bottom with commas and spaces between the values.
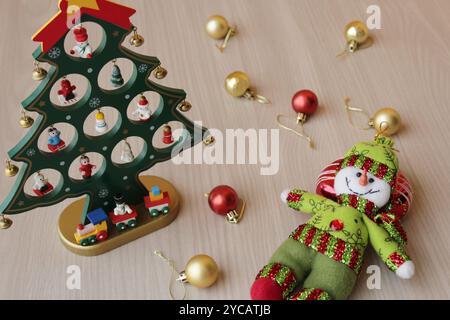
1, 0, 450, 299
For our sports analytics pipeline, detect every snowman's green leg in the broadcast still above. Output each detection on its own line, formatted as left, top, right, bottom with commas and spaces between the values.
301, 253, 358, 300
269, 238, 314, 281
251, 239, 314, 300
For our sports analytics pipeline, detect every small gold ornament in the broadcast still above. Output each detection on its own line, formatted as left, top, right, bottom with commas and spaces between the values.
178, 100, 192, 112
206, 15, 237, 52
203, 135, 215, 146
19, 111, 34, 128
337, 21, 372, 57
178, 254, 219, 288
344, 97, 402, 136
129, 26, 144, 47
154, 65, 168, 80
0, 215, 13, 230
32, 61, 47, 81
5, 159, 19, 177
225, 71, 270, 104
154, 251, 219, 300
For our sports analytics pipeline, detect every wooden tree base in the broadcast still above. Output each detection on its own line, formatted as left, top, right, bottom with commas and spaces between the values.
58, 176, 180, 256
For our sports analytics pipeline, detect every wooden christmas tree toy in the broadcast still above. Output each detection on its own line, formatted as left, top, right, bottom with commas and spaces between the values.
0, 0, 210, 255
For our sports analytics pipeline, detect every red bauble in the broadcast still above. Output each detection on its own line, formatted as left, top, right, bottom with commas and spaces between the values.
292, 90, 319, 115
208, 185, 239, 215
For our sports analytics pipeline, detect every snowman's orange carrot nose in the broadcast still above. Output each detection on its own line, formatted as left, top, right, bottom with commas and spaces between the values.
359, 169, 368, 186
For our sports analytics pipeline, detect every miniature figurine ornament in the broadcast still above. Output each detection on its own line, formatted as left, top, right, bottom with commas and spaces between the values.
162, 125, 174, 145
113, 194, 133, 216
251, 136, 415, 300
33, 171, 52, 195
47, 127, 66, 152
133, 94, 151, 121
277, 90, 319, 148
79, 155, 96, 180
110, 60, 124, 87
120, 139, 135, 163
70, 25, 93, 59
95, 109, 108, 133
57, 78, 77, 104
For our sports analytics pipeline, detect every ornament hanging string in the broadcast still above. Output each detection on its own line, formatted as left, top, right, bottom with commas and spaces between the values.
276, 114, 314, 148
154, 250, 186, 300
243, 91, 271, 104
344, 97, 372, 130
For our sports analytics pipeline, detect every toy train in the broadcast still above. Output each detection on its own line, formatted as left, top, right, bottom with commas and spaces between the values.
74, 186, 170, 246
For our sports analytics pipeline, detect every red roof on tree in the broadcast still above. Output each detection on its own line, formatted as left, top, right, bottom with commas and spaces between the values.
32, 0, 136, 53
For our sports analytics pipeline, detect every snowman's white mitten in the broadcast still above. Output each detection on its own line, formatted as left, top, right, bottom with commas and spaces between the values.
395, 260, 415, 279
280, 189, 290, 204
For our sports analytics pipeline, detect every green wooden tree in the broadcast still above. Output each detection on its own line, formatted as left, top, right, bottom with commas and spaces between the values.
0, 0, 207, 225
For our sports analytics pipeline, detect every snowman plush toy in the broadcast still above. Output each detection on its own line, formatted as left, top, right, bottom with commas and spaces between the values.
251, 136, 414, 300
70, 26, 93, 59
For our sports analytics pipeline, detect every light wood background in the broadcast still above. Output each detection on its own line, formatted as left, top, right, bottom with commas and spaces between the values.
1, 0, 450, 300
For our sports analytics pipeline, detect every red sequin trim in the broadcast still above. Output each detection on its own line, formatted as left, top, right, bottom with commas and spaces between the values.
291, 224, 306, 241
287, 193, 301, 202
388, 252, 406, 268
333, 239, 346, 262
317, 233, 330, 254
307, 289, 323, 300
304, 228, 317, 246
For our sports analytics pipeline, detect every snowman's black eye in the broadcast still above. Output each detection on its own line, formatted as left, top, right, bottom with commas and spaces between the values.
369, 178, 375, 183
356, 172, 362, 177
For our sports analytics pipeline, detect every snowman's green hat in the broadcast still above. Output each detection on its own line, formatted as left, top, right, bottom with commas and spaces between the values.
339, 136, 398, 186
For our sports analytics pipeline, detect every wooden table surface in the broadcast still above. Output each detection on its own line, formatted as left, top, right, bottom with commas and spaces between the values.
1, 0, 450, 300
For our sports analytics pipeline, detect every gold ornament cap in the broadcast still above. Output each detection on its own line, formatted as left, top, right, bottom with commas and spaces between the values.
178, 254, 219, 288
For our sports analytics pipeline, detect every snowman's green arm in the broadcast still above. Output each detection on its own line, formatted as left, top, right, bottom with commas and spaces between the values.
285, 189, 339, 216
363, 215, 410, 272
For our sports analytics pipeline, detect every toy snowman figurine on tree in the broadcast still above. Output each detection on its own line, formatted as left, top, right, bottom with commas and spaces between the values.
113, 194, 133, 216
95, 109, 108, 133
70, 25, 93, 59
133, 94, 152, 121
251, 135, 415, 300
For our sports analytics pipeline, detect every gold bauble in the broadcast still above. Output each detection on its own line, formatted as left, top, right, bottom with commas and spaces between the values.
371, 108, 402, 136
206, 15, 229, 40
130, 34, 145, 47
178, 101, 192, 112
0, 215, 13, 230
225, 71, 250, 97
5, 161, 18, 177
182, 254, 219, 288
32, 67, 47, 81
345, 21, 369, 52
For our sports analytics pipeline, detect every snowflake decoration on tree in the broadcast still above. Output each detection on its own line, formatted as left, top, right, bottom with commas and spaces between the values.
48, 47, 61, 59
26, 148, 36, 157
98, 188, 109, 199
89, 97, 101, 109
138, 64, 149, 73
